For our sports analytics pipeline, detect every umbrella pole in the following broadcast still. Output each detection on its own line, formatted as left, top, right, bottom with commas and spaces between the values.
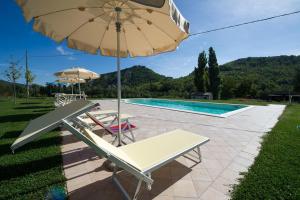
78, 72, 81, 98
71, 83, 73, 94
116, 7, 122, 146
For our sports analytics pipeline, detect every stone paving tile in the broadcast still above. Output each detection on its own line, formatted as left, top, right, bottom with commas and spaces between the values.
61, 100, 285, 200
193, 180, 212, 196
172, 180, 198, 198
200, 187, 229, 200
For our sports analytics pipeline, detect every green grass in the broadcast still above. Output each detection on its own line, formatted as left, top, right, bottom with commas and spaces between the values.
0, 98, 66, 200
231, 104, 300, 200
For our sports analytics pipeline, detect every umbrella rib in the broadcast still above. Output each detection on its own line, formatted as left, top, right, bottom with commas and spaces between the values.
132, 16, 176, 44
132, 23, 154, 53
65, 13, 106, 39
120, 0, 130, 7
98, 13, 116, 53
122, 27, 129, 56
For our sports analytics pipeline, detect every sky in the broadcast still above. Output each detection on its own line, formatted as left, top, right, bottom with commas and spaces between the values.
0, 0, 300, 85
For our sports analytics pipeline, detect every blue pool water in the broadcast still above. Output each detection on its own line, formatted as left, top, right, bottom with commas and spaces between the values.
125, 99, 247, 116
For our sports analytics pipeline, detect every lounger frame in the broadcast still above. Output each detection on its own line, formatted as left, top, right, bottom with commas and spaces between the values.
63, 120, 207, 200
77, 112, 136, 144
11, 101, 99, 152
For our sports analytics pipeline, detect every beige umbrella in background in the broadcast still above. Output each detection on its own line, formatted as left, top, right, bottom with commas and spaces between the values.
17, 0, 189, 146
55, 67, 99, 95
56, 77, 86, 94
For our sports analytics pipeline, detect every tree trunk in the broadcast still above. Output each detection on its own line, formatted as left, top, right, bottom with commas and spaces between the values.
13, 81, 16, 104
26, 84, 29, 101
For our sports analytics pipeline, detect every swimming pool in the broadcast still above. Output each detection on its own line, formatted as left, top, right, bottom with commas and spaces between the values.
124, 99, 251, 117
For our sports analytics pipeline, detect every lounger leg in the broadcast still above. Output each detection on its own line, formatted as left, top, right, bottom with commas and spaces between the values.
112, 175, 131, 200
133, 180, 142, 200
128, 121, 135, 142
196, 146, 202, 162
113, 165, 118, 175
112, 135, 118, 145
146, 173, 152, 190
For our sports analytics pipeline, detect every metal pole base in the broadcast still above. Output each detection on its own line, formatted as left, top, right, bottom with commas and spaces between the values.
104, 160, 122, 172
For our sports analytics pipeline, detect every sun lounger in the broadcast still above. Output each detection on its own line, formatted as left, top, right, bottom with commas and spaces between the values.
11, 100, 209, 200
88, 109, 117, 116
78, 113, 133, 126
82, 112, 136, 144
54, 93, 87, 107
11, 100, 99, 152
66, 121, 209, 200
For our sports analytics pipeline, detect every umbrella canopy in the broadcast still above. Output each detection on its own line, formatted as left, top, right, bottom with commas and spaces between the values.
54, 67, 100, 80
55, 67, 99, 95
56, 77, 86, 84
17, 0, 189, 57
17, 0, 189, 146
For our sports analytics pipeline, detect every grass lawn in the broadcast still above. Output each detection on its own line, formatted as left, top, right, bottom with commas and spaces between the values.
0, 98, 66, 200
231, 104, 300, 199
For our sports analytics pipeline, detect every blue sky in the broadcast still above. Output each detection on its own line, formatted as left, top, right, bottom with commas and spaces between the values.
0, 0, 300, 85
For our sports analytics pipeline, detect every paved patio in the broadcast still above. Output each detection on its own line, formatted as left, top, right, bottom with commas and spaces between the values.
61, 100, 285, 200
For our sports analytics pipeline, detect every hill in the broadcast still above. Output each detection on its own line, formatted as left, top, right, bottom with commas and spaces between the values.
84, 55, 300, 99
83, 65, 174, 97
2, 55, 299, 99
92, 65, 169, 87
218, 55, 300, 98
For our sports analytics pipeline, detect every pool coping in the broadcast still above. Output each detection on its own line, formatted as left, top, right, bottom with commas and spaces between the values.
123, 98, 254, 118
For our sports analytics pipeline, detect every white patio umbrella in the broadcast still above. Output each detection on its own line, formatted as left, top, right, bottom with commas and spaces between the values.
55, 67, 99, 95
17, 0, 189, 146
56, 77, 86, 94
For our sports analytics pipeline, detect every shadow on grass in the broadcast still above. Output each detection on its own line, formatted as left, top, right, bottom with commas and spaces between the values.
0, 113, 48, 123
0, 136, 61, 157
14, 105, 53, 110
0, 154, 62, 181
0, 130, 21, 139
33, 109, 53, 113
20, 102, 42, 105
3, 179, 65, 200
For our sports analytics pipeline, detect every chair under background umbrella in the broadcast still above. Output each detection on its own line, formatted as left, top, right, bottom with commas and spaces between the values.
55, 67, 99, 95
17, 0, 189, 146
56, 77, 86, 94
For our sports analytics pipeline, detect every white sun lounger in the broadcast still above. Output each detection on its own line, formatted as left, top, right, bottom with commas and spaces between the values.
11, 100, 99, 152
65, 122, 209, 200
11, 100, 209, 200
88, 109, 118, 116
76, 112, 136, 144
78, 113, 133, 125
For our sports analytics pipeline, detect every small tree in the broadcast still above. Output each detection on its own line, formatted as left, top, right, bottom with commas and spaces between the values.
25, 69, 36, 99
208, 47, 221, 99
194, 51, 207, 92
4, 58, 22, 104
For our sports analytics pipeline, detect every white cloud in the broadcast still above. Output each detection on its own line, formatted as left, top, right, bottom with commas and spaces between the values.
56, 46, 76, 60
286, 49, 300, 56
